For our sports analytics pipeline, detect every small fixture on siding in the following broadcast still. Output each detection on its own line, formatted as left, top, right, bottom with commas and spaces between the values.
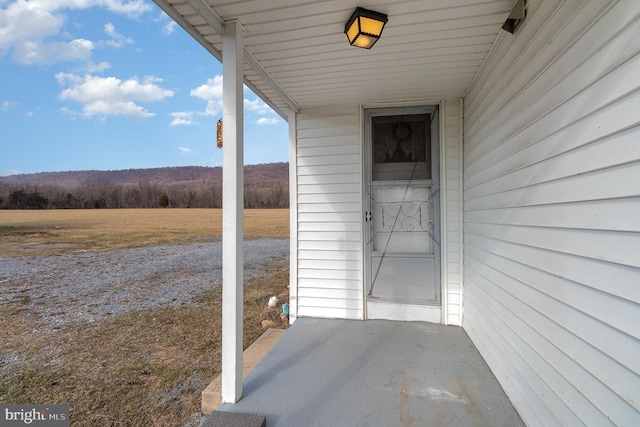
502, 0, 526, 34
345, 7, 388, 49
216, 119, 223, 148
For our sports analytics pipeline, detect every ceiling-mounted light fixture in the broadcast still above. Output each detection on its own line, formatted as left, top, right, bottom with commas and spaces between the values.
345, 7, 388, 49
502, 0, 526, 34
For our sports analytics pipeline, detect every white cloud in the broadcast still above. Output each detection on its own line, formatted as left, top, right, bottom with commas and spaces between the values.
170, 111, 197, 126
0, 2, 64, 58
178, 147, 192, 156
154, 10, 177, 35
244, 98, 272, 115
57, 73, 174, 121
256, 117, 280, 125
191, 75, 223, 117
81, 60, 111, 73
103, 22, 133, 48
244, 96, 281, 128
0, 0, 151, 64
12, 38, 94, 65
97, 0, 151, 18
189, 77, 281, 124
162, 20, 177, 35
2, 99, 15, 112
60, 106, 80, 119
0, 169, 20, 177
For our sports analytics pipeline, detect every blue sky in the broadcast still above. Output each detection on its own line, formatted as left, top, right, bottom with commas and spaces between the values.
0, 0, 289, 176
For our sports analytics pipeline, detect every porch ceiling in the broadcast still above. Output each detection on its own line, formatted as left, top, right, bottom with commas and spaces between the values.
154, 0, 515, 118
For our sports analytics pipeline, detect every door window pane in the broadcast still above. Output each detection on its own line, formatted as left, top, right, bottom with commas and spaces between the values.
372, 114, 431, 181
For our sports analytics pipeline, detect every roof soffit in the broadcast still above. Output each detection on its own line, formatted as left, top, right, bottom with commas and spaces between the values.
153, 0, 516, 114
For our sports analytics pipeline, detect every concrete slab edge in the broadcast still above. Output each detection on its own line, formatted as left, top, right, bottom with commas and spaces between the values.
201, 328, 287, 414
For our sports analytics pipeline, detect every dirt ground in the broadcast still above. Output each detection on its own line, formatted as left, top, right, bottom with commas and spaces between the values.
0, 209, 290, 426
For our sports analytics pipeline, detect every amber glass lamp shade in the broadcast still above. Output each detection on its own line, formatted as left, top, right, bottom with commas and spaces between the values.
345, 7, 388, 49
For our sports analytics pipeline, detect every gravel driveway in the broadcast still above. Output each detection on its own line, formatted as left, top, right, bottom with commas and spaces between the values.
0, 239, 289, 331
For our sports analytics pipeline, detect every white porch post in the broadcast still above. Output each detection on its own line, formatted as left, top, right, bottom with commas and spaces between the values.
221, 20, 244, 404
287, 106, 298, 324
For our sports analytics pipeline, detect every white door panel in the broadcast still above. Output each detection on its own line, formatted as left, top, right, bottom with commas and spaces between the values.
365, 106, 441, 321
371, 184, 433, 254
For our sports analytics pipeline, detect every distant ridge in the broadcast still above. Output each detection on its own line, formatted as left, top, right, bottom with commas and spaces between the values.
1, 163, 287, 189
0, 163, 289, 209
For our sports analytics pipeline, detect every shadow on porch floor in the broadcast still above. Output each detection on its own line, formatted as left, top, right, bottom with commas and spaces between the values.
203, 317, 524, 426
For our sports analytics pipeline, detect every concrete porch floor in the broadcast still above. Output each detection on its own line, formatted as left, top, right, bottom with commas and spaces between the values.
205, 318, 525, 426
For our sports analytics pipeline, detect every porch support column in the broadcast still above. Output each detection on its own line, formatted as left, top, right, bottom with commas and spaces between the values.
221, 19, 244, 404
287, 106, 298, 324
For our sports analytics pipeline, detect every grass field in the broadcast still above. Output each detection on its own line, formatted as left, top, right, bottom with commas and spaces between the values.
0, 208, 289, 257
0, 209, 290, 426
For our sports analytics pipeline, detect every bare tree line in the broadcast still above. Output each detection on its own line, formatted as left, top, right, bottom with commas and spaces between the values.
0, 179, 289, 209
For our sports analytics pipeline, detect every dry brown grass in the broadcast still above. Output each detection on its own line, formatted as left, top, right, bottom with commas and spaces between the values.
0, 209, 289, 257
0, 209, 290, 426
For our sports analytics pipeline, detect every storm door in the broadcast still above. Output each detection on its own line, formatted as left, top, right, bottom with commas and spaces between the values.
364, 106, 441, 321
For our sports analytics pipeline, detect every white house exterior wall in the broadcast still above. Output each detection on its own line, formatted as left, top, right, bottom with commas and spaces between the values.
443, 98, 464, 326
293, 101, 464, 324
462, 1, 640, 425
295, 106, 364, 320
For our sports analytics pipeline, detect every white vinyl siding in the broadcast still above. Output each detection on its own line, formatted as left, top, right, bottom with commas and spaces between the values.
295, 106, 363, 320
462, 1, 640, 426
442, 98, 463, 326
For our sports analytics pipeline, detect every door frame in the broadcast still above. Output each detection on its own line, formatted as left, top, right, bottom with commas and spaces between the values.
362, 103, 444, 323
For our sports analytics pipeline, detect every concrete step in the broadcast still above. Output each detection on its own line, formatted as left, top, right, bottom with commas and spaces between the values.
200, 410, 266, 427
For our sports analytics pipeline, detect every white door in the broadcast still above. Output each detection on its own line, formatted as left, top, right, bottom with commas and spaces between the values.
365, 106, 441, 322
